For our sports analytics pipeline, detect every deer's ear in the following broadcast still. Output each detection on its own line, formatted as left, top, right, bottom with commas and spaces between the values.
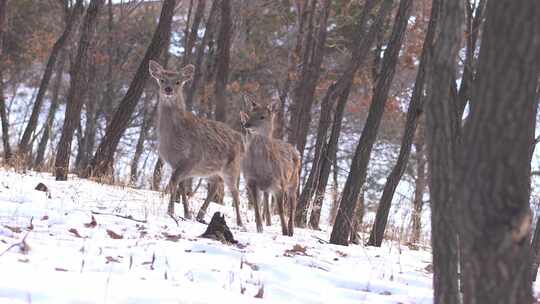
182, 64, 195, 78
239, 111, 249, 124
149, 60, 163, 79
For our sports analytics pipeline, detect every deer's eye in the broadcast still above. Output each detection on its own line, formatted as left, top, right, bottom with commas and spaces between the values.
159, 79, 165, 83
176, 80, 181, 85
260, 116, 266, 120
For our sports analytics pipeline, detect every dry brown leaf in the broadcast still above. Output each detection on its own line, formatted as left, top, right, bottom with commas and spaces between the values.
106, 229, 123, 239
105, 256, 121, 263
68, 228, 82, 238
84, 216, 97, 228
284, 244, 308, 257
55, 267, 68, 272
41, 215, 49, 221
162, 232, 182, 242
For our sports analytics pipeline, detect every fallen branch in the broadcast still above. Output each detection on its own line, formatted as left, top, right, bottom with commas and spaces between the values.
91, 211, 147, 223
0, 231, 31, 257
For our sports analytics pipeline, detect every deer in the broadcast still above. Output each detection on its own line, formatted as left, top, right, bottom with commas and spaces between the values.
148, 60, 245, 227
239, 100, 300, 236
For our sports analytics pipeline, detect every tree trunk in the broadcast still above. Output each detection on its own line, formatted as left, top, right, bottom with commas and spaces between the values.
34, 52, 67, 170
182, 0, 205, 66
350, 189, 365, 245
185, 0, 219, 111
197, 0, 231, 220
287, 0, 329, 159
102, 0, 115, 125
130, 96, 156, 184
458, 1, 539, 303
77, 43, 98, 173
296, 0, 377, 227
330, 0, 411, 246
423, 0, 463, 302
18, 0, 83, 159
0, 0, 11, 161
367, 0, 437, 247
409, 124, 425, 249
86, 0, 176, 178
54, 0, 104, 181
152, 157, 164, 190
530, 214, 540, 282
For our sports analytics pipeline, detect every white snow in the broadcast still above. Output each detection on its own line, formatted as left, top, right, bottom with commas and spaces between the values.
0, 169, 437, 303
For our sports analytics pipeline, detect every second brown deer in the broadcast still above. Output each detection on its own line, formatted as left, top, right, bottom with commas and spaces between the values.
240, 101, 300, 236
149, 60, 244, 226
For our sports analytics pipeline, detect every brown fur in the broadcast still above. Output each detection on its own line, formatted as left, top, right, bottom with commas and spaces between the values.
149, 60, 244, 226
240, 102, 300, 236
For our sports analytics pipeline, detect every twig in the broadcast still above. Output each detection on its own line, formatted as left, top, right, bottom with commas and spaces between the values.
91, 211, 147, 223
0, 231, 31, 257
312, 235, 329, 244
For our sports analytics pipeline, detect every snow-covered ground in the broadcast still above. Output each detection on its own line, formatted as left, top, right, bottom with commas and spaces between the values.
0, 169, 435, 303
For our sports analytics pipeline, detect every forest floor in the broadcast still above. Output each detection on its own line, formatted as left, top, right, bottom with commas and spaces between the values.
0, 169, 528, 304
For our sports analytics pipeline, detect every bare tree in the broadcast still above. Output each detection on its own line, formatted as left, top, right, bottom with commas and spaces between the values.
367, 0, 438, 247
86, 0, 176, 178
330, 0, 411, 245
296, 0, 377, 228
458, 0, 540, 302
18, 0, 84, 160
54, 0, 104, 181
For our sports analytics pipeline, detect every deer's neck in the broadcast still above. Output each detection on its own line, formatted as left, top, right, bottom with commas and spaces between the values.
157, 93, 187, 135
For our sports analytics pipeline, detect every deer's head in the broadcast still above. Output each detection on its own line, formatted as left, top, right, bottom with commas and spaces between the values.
239, 100, 277, 138
149, 60, 194, 107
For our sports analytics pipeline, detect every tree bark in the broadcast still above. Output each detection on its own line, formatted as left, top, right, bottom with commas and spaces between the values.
0, 0, 10, 161
409, 123, 425, 249
182, 0, 205, 66
296, 0, 377, 227
458, 1, 540, 303
213, 0, 231, 123
424, 0, 463, 302
86, 0, 176, 178
531, 213, 540, 282
287, 0, 329, 159
18, 0, 83, 159
330, 0, 411, 246
54, 0, 104, 181
34, 52, 67, 170
350, 189, 365, 244
367, 0, 437, 247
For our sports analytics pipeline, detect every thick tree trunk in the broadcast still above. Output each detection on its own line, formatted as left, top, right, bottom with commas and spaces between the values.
458, 1, 540, 303
424, 0, 463, 303
102, 0, 115, 125
367, 0, 437, 247
54, 0, 104, 181
86, 0, 176, 178
18, 0, 83, 159
330, 0, 411, 246
34, 52, 67, 170
296, 0, 377, 227
0, 0, 11, 161
409, 124, 425, 249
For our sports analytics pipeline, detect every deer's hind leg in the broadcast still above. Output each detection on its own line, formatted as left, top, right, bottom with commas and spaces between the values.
287, 187, 298, 236
275, 191, 289, 236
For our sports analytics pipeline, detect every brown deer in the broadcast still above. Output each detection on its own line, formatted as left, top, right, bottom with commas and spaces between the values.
240, 101, 300, 236
148, 60, 244, 226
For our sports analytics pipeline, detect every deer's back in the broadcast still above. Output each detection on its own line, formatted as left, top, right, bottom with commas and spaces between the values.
158, 109, 243, 177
